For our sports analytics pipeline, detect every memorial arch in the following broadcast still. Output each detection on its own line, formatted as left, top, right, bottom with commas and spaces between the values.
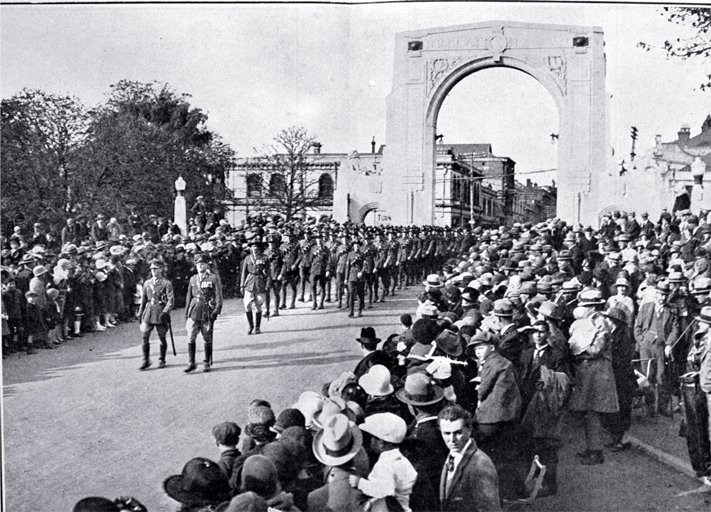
378, 21, 608, 226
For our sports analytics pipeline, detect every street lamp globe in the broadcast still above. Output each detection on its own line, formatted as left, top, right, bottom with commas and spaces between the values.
175, 176, 186, 193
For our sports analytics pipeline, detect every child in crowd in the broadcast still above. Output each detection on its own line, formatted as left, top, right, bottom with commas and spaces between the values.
212, 421, 242, 480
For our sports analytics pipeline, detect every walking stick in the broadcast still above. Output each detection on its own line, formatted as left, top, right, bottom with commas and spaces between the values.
670, 319, 696, 351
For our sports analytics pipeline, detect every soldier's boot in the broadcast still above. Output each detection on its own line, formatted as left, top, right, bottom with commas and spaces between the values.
272, 305, 280, 317
246, 312, 254, 335
158, 344, 167, 368
255, 312, 262, 334
139, 343, 151, 371
203, 343, 212, 372
184, 343, 197, 373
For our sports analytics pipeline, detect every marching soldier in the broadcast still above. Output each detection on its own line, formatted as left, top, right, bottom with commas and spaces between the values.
309, 233, 331, 310
137, 259, 174, 371
383, 228, 400, 297
335, 231, 350, 309
346, 238, 366, 318
184, 253, 223, 373
362, 233, 379, 306
265, 232, 285, 317
298, 230, 313, 302
280, 231, 300, 310
241, 237, 268, 335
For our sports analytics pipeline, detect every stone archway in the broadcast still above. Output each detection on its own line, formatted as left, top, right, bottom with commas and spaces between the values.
380, 21, 608, 226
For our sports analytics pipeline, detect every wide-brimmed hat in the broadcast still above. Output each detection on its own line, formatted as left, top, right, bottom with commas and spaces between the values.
422, 274, 443, 288
163, 458, 231, 506
356, 327, 380, 345
358, 365, 394, 397
614, 277, 630, 288
692, 277, 711, 294
312, 413, 363, 466
538, 301, 562, 321
578, 288, 605, 306
696, 306, 711, 324
416, 303, 439, 320
492, 298, 514, 317
667, 271, 686, 283
655, 281, 672, 294
395, 372, 444, 406
359, 413, 407, 444
435, 329, 463, 357
312, 396, 355, 430
20, 253, 38, 264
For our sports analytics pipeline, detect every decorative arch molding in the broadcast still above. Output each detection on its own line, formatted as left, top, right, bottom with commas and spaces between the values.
357, 202, 382, 224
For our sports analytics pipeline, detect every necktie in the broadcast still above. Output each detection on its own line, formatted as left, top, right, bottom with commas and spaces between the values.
447, 454, 455, 472
533, 348, 541, 366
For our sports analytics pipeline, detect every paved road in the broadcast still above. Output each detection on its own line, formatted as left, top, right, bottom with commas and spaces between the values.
3, 289, 710, 511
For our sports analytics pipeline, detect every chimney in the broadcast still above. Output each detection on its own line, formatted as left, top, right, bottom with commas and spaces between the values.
526, 179, 532, 187
371, 137, 376, 154
312, 142, 322, 155
678, 125, 691, 145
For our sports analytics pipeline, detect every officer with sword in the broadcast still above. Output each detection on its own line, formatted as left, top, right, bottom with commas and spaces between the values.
184, 253, 223, 373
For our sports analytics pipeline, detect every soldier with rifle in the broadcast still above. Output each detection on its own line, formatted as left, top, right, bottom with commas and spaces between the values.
137, 259, 174, 371
184, 253, 223, 373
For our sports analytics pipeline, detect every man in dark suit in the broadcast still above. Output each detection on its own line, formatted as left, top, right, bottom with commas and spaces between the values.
639, 212, 655, 239
493, 299, 528, 377
353, 326, 392, 380
634, 281, 681, 414
438, 405, 501, 512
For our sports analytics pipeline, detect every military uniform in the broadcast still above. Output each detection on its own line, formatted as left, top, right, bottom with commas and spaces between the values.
241, 242, 268, 334
334, 237, 350, 309
362, 239, 379, 306
280, 238, 300, 310
345, 243, 365, 317
298, 236, 313, 302
137, 260, 174, 370
184, 254, 223, 372
265, 238, 285, 316
309, 240, 331, 310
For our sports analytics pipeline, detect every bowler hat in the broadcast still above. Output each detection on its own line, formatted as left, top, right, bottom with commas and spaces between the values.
395, 372, 444, 406
312, 413, 363, 466
163, 458, 231, 506
356, 327, 380, 345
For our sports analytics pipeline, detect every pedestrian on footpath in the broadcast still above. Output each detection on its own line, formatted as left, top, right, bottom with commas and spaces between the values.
184, 253, 223, 373
241, 236, 267, 335
137, 259, 174, 370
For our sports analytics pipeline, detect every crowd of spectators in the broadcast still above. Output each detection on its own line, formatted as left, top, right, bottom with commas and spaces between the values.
70, 207, 711, 511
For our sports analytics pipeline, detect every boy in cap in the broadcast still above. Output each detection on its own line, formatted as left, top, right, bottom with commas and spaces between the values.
349, 412, 418, 512
212, 421, 242, 479
137, 259, 174, 370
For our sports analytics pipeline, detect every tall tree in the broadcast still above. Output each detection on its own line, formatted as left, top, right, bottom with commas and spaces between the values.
1, 89, 88, 232
79, 80, 235, 221
638, 7, 711, 91
247, 126, 332, 221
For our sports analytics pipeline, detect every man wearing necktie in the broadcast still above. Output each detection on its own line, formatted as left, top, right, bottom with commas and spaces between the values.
137, 259, 174, 371
438, 405, 501, 512
634, 281, 681, 415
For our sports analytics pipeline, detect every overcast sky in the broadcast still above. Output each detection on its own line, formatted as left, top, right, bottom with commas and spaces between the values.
2, 2, 710, 185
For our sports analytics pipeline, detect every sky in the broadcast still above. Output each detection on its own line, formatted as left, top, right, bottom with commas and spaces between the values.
2, 2, 710, 186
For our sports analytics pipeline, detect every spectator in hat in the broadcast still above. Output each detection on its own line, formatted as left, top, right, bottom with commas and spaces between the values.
213, 422, 242, 479
164, 457, 232, 511
605, 277, 635, 330
519, 320, 571, 497
491, 299, 527, 377
239, 454, 300, 511
438, 404, 501, 512
568, 288, 619, 465
640, 212, 655, 239
468, 330, 524, 499
358, 364, 406, 419
137, 259, 174, 370
353, 327, 392, 380
73, 496, 147, 512
634, 281, 680, 415
308, 413, 369, 512
90, 214, 109, 244
348, 413, 418, 512
185, 252, 223, 373
396, 372, 448, 500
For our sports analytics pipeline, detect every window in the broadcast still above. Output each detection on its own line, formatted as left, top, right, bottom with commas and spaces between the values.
246, 174, 262, 197
318, 173, 334, 199
269, 173, 286, 197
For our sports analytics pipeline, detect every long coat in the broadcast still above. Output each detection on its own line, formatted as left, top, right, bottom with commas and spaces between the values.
475, 352, 522, 424
439, 441, 501, 512
634, 301, 680, 349
568, 313, 620, 413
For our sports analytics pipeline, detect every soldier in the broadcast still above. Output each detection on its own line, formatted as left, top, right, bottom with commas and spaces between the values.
334, 231, 350, 309
137, 259, 174, 371
309, 233, 331, 310
241, 237, 268, 335
280, 231, 300, 310
184, 253, 223, 373
298, 230, 313, 302
383, 228, 400, 297
265, 232, 284, 317
345, 238, 366, 318
362, 233, 379, 306
325, 230, 339, 303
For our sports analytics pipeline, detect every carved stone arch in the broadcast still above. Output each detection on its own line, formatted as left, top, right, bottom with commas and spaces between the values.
357, 202, 382, 224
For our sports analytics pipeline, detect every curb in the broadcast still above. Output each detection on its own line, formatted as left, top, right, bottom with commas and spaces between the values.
628, 435, 698, 480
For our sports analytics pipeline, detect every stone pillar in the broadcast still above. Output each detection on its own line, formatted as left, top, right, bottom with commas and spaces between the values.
691, 157, 710, 212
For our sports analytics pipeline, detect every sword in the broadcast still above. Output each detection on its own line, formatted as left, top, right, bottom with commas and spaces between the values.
166, 314, 176, 356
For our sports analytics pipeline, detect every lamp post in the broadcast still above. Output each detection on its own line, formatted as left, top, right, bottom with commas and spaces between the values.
174, 176, 187, 236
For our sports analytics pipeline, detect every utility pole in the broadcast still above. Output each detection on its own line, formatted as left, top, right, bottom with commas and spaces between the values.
630, 126, 638, 161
